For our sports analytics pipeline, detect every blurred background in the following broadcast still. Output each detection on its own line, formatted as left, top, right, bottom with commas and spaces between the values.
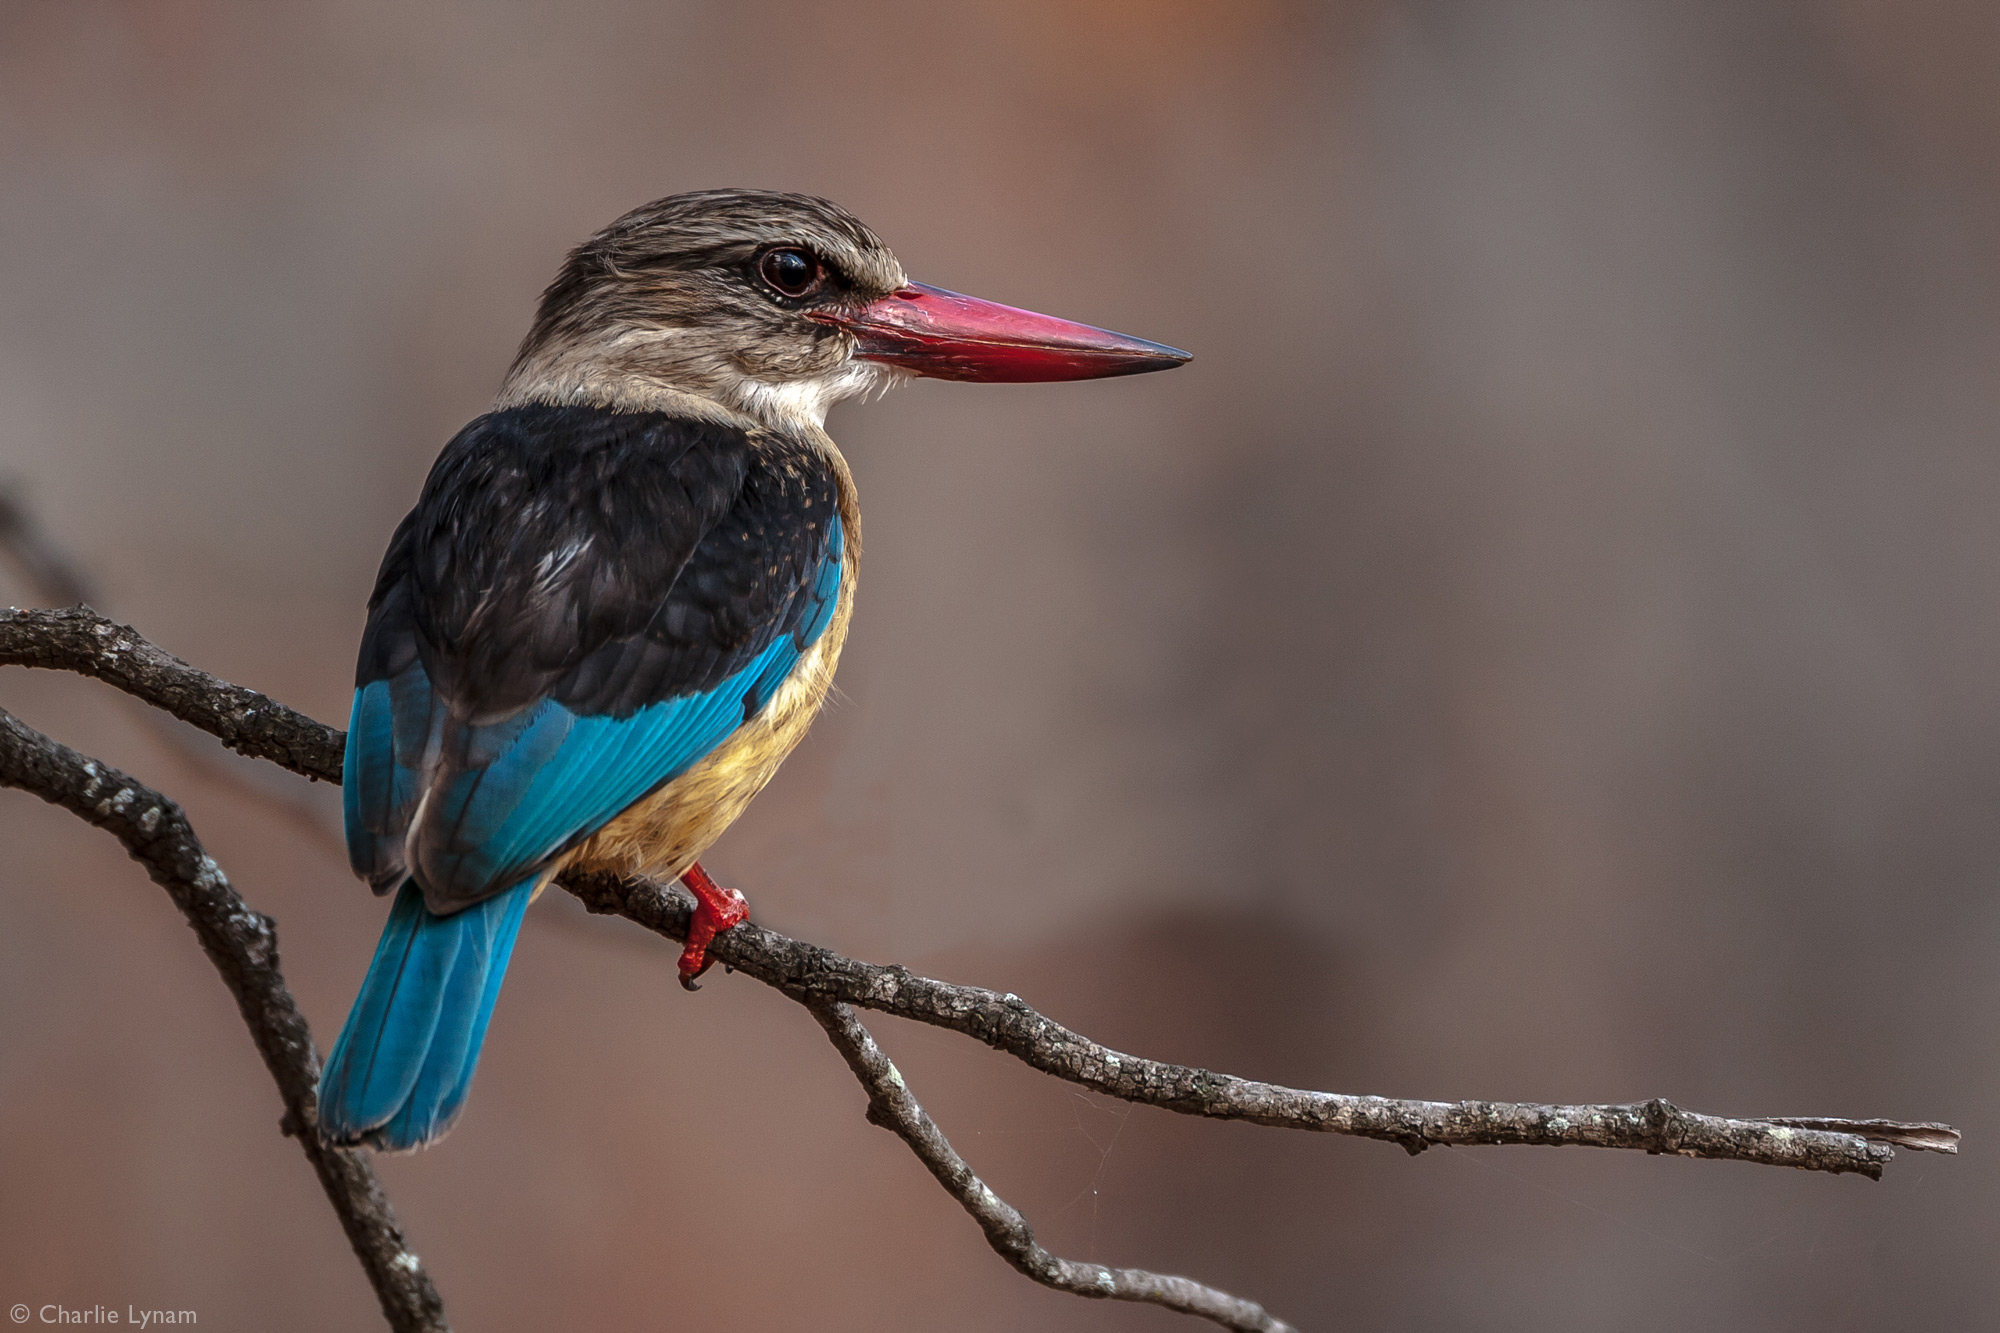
1, 1, 1996, 1328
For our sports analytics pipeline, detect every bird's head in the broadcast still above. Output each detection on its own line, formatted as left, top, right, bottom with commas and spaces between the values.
497, 189, 1189, 432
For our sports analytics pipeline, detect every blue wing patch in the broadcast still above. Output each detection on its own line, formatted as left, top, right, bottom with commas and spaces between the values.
414, 634, 793, 898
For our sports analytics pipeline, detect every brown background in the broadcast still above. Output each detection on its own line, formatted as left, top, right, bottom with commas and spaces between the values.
2, 2, 1997, 1329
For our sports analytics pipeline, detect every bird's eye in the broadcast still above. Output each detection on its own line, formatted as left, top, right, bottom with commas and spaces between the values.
758, 248, 822, 299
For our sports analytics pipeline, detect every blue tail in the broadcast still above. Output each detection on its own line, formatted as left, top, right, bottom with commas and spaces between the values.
317, 877, 534, 1151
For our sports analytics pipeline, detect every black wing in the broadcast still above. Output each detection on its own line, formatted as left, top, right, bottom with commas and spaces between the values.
344, 403, 843, 906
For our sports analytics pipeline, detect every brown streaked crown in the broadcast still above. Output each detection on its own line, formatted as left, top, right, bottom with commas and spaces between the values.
499, 190, 909, 426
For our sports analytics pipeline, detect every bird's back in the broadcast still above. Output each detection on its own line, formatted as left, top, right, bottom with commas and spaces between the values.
345, 402, 853, 911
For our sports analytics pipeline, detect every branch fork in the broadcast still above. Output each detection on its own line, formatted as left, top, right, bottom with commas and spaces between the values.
0, 604, 1962, 1333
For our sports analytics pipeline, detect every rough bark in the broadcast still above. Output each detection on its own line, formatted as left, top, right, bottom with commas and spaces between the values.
0, 706, 448, 1333
0, 605, 344, 783
0, 604, 1966, 1333
810, 999, 1295, 1333
560, 869, 1951, 1177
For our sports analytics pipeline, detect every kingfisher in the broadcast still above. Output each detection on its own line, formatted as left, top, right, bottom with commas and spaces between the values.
316, 189, 1189, 1151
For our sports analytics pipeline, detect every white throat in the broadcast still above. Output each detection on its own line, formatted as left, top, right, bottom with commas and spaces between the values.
496, 333, 908, 434
717, 359, 908, 432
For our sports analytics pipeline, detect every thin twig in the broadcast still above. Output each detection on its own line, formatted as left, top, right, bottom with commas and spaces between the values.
0, 499, 350, 857
0, 484, 94, 606
810, 997, 1295, 1332
0, 705, 448, 1332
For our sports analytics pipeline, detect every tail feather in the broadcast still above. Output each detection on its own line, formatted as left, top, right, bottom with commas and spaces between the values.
318, 877, 533, 1151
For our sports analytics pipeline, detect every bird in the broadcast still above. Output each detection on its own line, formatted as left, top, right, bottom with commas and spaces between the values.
317, 189, 1189, 1151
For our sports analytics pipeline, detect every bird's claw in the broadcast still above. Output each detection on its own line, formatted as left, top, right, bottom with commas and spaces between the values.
678, 862, 749, 990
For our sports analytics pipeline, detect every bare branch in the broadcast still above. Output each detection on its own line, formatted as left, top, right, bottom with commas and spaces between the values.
560, 871, 1954, 1177
3, 606, 1958, 1172
0, 607, 1961, 1180
0, 495, 349, 862
809, 998, 1295, 1333
0, 603, 1966, 1331
0, 606, 343, 783
0, 483, 95, 607
0, 705, 448, 1333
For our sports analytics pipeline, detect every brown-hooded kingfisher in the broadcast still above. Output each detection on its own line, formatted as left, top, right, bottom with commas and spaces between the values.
318, 190, 1189, 1151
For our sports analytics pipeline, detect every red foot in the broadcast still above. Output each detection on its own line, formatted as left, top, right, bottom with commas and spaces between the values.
678, 861, 749, 990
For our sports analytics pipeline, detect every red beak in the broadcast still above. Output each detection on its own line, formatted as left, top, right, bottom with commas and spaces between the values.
810, 281, 1191, 383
